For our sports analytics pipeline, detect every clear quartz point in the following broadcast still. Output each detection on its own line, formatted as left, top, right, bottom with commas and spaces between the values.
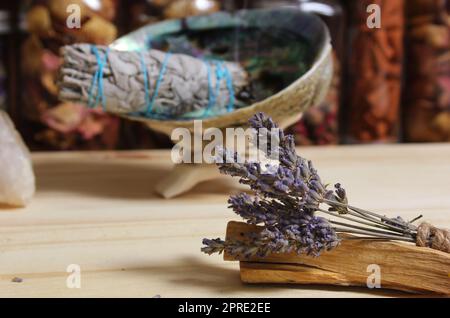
0, 110, 35, 207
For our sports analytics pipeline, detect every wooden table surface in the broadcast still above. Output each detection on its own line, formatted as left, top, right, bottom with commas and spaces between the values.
1, 144, 449, 298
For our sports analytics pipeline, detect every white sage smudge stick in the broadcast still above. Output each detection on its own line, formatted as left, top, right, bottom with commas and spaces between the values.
58, 44, 250, 118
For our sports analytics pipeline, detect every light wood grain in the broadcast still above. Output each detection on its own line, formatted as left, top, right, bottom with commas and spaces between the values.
225, 222, 450, 294
0, 144, 449, 297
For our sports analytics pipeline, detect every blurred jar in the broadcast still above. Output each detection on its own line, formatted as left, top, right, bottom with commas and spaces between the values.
342, 0, 404, 143
0, 9, 9, 111
128, 0, 221, 30
404, 0, 450, 142
20, 0, 121, 150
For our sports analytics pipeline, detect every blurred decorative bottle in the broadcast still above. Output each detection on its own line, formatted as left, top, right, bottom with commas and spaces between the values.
127, 0, 221, 31
20, 0, 121, 150
403, 0, 450, 142
295, 0, 344, 145
342, 0, 404, 143
0, 8, 9, 112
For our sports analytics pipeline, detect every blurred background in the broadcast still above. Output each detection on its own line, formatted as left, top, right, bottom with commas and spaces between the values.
0, 0, 448, 151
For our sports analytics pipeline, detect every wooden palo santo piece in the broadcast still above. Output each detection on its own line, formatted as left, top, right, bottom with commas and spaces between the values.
224, 221, 450, 294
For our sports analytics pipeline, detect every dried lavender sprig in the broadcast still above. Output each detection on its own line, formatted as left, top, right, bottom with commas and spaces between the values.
208, 115, 338, 255
201, 238, 226, 255
202, 112, 420, 259
244, 115, 415, 237
201, 238, 261, 259
203, 222, 339, 259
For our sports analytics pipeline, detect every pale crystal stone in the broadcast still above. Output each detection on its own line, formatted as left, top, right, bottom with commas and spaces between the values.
0, 110, 35, 207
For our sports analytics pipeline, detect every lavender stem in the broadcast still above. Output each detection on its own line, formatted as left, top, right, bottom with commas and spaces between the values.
321, 204, 412, 234
316, 208, 407, 234
333, 227, 416, 242
323, 199, 417, 232
329, 220, 410, 238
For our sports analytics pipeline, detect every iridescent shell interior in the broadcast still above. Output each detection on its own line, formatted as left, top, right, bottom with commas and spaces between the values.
111, 8, 332, 133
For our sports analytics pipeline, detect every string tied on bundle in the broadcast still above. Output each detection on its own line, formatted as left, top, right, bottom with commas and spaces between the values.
87, 45, 110, 110
417, 222, 450, 253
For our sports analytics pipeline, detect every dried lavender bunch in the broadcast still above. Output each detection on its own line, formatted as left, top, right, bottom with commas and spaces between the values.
202, 113, 427, 259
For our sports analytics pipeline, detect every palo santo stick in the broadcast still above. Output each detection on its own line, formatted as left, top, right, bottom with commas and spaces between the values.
224, 221, 450, 294
239, 262, 358, 288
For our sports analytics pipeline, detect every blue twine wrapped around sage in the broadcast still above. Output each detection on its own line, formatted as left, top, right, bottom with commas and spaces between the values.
203, 60, 235, 118
146, 52, 172, 116
87, 45, 110, 110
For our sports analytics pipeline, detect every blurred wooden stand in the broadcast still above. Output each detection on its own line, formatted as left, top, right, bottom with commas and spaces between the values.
224, 221, 450, 294
155, 163, 220, 199
153, 115, 303, 199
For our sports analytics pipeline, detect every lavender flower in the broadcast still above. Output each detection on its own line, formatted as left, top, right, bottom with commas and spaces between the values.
203, 113, 340, 258
201, 238, 226, 255
326, 183, 349, 214
202, 113, 420, 260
